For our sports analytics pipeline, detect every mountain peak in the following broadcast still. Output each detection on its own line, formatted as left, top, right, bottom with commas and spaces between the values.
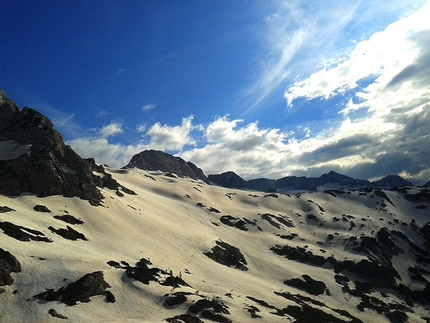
0, 90, 134, 205
124, 149, 209, 184
371, 174, 412, 188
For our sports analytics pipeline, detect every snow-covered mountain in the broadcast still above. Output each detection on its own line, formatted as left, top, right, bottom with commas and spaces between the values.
1, 90, 430, 323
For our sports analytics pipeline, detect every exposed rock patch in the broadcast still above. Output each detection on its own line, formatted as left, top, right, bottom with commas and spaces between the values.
0, 206, 14, 213
34, 271, 112, 306
284, 274, 328, 296
48, 225, 88, 241
54, 214, 84, 225
0, 248, 21, 286
204, 240, 248, 271
189, 298, 231, 323
0, 221, 52, 242
48, 309, 68, 320
33, 205, 51, 213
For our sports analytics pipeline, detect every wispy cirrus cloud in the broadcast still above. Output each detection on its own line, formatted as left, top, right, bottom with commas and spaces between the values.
142, 103, 156, 112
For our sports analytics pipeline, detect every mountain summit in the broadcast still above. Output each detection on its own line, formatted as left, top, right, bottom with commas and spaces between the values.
0, 90, 134, 205
124, 149, 210, 184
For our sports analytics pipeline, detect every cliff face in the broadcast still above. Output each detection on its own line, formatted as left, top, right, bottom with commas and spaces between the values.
124, 149, 210, 184
0, 90, 134, 205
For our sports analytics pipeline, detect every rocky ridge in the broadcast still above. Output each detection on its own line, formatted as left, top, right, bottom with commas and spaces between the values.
0, 90, 134, 205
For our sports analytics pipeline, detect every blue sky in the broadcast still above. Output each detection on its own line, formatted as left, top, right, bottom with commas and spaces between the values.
2, 1, 430, 183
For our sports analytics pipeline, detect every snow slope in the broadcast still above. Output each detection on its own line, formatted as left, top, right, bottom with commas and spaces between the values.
1, 168, 429, 323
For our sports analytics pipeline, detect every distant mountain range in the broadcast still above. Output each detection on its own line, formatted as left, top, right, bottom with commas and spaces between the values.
208, 170, 416, 192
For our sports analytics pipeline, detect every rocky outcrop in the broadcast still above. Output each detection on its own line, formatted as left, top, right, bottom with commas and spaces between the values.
124, 150, 210, 184
0, 248, 21, 286
0, 90, 134, 205
34, 271, 112, 306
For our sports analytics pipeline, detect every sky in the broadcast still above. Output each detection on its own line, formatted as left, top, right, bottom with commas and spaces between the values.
1, 1, 430, 184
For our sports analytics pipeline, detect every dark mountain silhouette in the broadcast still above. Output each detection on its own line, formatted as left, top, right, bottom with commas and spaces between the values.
0, 90, 134, 205
209, 170, 415, 192
371, 175, 413, 188
124, 150, 210, 184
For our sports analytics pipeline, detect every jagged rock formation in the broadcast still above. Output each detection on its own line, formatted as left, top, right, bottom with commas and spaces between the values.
209, 170, 416, 192
124, 149, 210, 184
0, 90, 134, 205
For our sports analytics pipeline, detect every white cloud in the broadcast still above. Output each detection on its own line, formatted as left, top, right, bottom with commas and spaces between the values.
99, 122, 123, 138
284, 2, 430, 108
95, 110, 108, 118
142, 103, 156, 112
145, 115, 198, 151
68, 137, 146, 168
243, 1, 361, 113
136, 124, 146, 133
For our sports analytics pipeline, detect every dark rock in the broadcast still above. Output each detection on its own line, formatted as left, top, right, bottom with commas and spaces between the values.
0, 206, 14, 213
124, 150, 209, 184
284, 275, 327, 296
373, 189, 395, 206
270, 245, 327, 266
54, 214, 84, 225
107, 260, 121, 268
385, 310, 408, 323
33, 205, 51, 213
34, 271, 111, 306
279, 304, 352, 323
219, 215, 250, 231
0, 90, 135, 205
124, 258, 173, 286
189, 298, 231, 323
105, 290, 116, 303
161, 275, 191, 288
264, 193, 278, 198
48, 309, 68, 320
48, 226, 87, 241
164, 292, 187, 307
245, 305, 262, 318
334, 274, 350, 286
0, 248, 22, 286
166, 314, 203, 323
0, 221, 52, 242
204, 240, 248, 271
208, 207, 221, 213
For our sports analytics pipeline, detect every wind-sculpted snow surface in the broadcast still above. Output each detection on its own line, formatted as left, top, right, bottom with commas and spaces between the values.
0, 169, 430, 322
